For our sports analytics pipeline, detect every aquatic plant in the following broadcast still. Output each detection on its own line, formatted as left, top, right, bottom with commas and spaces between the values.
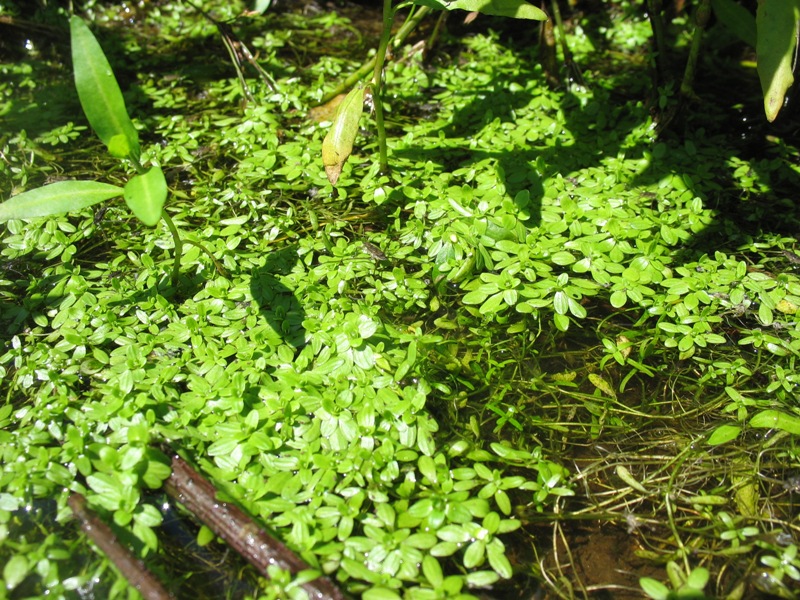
640, 563, 711, 600
0, 16, 222, 286
2, 1, 800, 598
321, 0, 547, 183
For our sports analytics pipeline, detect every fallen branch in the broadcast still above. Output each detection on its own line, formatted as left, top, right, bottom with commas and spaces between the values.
163, 451, 347, 600
68, 493, 174, 600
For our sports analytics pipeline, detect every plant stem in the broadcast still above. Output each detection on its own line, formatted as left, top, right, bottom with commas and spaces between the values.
161, 210, 184, 286
372, 0, 397, 174
318, 6, 431, 105
184, 239, 230, 279
161, 210, 230, 284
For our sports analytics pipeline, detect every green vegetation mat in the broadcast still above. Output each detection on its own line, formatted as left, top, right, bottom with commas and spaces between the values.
2, 1, 800, 598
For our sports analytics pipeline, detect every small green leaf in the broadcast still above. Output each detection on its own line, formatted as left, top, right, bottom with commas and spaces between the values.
463, 539, 486, 568
464, 570, 499, 587
486, 539, 512, 578
3, 555, 30, 590
422, 555, 443, 588
363, 589, 402, 600
124, 166, 167, 226
553, 312, 570, 331
615, 465, 648, 493
686, 567, 710, 590
588, 373, 616, 398
437, 525, 471, 543
197, 524, 215, 546
0, 181, 123, 222
70, 16, 140, 160
639, 577, 669, 600
706, 424, 742, 446
610, 289, 627, 308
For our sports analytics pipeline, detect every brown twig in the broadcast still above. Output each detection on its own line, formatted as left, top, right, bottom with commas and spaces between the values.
68, 493, 174, 600
163, 452, 347, 600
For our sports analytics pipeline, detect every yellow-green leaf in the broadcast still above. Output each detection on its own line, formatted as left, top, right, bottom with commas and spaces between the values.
588, 373, 616, 398
321, 85, 365, 185
756, 0, 800, 122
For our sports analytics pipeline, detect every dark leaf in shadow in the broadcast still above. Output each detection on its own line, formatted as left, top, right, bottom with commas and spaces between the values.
250, 246, 306, 350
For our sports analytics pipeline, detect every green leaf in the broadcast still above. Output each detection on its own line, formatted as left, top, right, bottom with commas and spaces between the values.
686, 567, 710, 590
3, 555, 30, 590
486, 538, 512, 578
463, 539, 486, 568
70, 16, 140, 160
463, 289, 489, 305
711, 0, 756, 47
363, 590, 402, 600
0, 180, 123, 222
197, 524, 215, 546
706, 423, 742, 446
639, 577, 669, 600
86, 473, 124, 510
322, 84, 365, 185
124, 166, 167, 226
422, 555, 443, 588
750, 409, 800, 435
464, 570, 499, 587
437, 525, 471, 543
553, 312, 570, 331
409, 0, 547, 20
756, 0, 800, 121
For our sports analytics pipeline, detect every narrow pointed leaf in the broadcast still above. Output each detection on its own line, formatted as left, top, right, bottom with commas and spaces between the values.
756, 0, 800, 122
409, 0, 547, 20
750, 409, 800, 435
70, 16, 140, 160
0, 180, 123, 222
124, 166, 167, 226
711, 0, 756, 47
322, 85, 365, 185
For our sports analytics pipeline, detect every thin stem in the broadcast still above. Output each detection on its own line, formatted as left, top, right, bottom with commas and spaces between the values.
372, 0, 397, 174
680, 0, 711, 99
129, 154, 147, 175
161, 211, 230, 284
318, 6, 431, 105
183, 239, 230, 279
161, 210, 184, 286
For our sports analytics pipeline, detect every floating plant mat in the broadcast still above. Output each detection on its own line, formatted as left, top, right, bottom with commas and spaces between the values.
1, 0, 800, 599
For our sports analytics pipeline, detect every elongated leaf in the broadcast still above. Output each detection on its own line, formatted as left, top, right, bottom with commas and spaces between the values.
124, 166, 167, 226
756, 0, 800, 122
322, 85, 365, 185
0, 180, 123, 222
408, 0, 547, 20
711, 0, 756, 47
750, 409, 800, 435
70, 16, 140, 160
